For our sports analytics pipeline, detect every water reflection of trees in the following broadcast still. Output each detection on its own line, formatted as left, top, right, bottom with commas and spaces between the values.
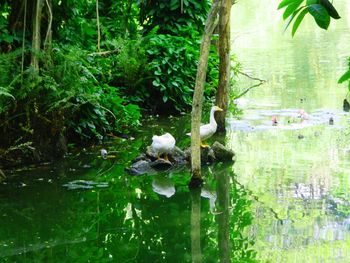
217, 164, 257, 262
190, 164, 258, 262
0, 161, 257, 262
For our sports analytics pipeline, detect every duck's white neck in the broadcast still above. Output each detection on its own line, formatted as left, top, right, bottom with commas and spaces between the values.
210, 108, 217, 127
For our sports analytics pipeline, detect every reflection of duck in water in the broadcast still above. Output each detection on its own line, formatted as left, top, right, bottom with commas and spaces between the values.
201, 185, 217, 213
152, 175, 175, 198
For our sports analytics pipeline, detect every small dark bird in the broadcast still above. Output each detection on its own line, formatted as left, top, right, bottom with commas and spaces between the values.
329, 117, 334, 125
343, 99, 350, 112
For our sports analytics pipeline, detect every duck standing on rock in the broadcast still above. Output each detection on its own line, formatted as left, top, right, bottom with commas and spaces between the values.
151, 133, 176, 161
187, 105, 223, 148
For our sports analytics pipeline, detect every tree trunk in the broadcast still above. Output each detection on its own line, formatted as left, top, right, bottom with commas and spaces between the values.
43, 0, 53, 68
31, 0, 44, 71
96, 0, 101, 52
190, 0, 220, 179
44, 0, 52, 52
215, 0, 232, 132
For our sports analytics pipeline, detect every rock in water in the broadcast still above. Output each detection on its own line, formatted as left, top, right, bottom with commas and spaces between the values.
150, 159, 173, 170
171, 146, 188, 164
146, 145, 159, 160
211, 142, 235, 162
126, 160, 154, 175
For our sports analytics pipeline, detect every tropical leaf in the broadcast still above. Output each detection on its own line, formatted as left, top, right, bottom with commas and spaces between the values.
338, 70, 350, 84
278, 0, 301, 10
292, 8, 309, 36
283, 6, 304, 32
308, 4, 330, 29
306, 0, 319, 5
282, 0, 304, 20
320, 0, 340, 19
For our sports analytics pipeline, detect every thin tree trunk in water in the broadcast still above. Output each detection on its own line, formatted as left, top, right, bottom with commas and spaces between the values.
215, 0, 232, 132
190, 189, 202, 263
190, 0, 220, 179
31, 0, 44, 71
216, 169, 231, 262
96, 0, 101, 52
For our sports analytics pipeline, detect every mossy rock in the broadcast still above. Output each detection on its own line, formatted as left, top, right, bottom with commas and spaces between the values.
211, 142, 235, 162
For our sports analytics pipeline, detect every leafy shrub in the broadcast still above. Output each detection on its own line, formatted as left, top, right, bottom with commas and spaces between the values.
0, 45, 141, 156
101, 38, 149, 104
145, 30, 219, 112
139, 0, 210, 36
43, 45, 141, 142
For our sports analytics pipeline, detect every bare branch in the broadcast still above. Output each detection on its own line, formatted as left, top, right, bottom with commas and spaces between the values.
233, 70, 267, 99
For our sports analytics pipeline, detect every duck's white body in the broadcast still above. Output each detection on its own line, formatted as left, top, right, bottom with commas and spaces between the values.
151, 133, 176, 157
187, 106, 223, 142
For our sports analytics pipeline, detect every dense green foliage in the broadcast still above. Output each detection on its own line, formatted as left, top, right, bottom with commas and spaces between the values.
139, 0, 210, 36
145, 30, 218, 112
0, 0, 220, 164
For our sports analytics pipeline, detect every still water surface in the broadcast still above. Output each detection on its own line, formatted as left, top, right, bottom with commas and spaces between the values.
1, 1, 350, 262
230, 0, 350, 262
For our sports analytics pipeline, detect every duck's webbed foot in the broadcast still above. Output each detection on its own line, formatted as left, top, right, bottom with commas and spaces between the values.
200, 142, 210, 148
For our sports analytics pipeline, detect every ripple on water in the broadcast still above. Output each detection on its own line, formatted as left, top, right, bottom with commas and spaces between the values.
62, 180, 109, 190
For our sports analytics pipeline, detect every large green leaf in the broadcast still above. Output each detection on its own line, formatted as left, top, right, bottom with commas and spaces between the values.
308, 4, 330, 29
278, 0, 301, 10
338, 70, 350, 84
283, 0, 304, 19
320, 0, 341, 19
283, 6, 304, 32
292, 8, 309, 36
306, 0, 319, 5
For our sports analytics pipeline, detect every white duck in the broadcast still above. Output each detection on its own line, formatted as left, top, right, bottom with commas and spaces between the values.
151, 132, 176, 161
187, 105, 223, 147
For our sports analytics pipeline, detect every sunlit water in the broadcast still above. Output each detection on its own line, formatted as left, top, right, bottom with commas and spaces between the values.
1, 1, 350, 262
228, 0, 350, 262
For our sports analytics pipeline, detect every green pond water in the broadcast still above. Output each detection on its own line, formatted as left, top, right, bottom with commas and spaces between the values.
2, 1, 350, 262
